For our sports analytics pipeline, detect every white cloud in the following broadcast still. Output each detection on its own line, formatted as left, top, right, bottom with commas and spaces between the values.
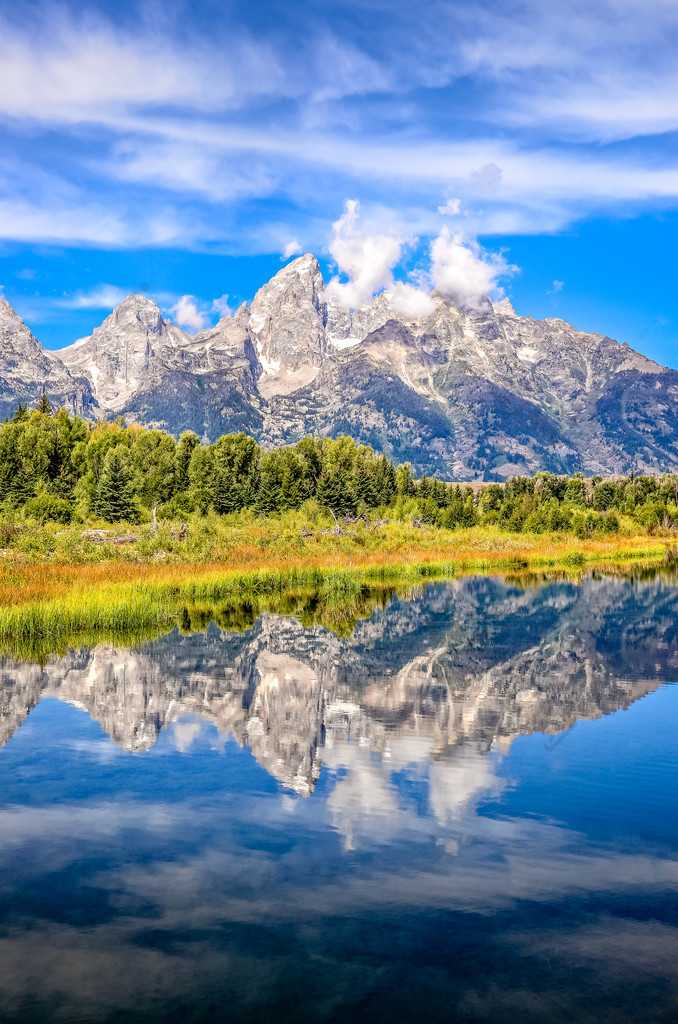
168, 296, 206, 333
548, 279, 564, 294
59, 284, 129, 310
211, 294, 233, 318
325, 199, 405, 308
0, 2, 678, 256
385, 281, 436, 317
324, 199, 515, 315
471, 162, 503, 192
0, 199, 128, 246
282, 239, 302, 259
438, 198, 461, 216
430, 228, 517, 308
0, 12, 288, 125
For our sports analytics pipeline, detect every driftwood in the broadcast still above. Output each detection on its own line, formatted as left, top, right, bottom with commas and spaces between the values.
321, 526, 355, 537
411, 517, 432, 533
342, 513, 368, 526
368, 518, 390, 529
324, 508, 353, 537
299, 524, 356, 539
81, 530, 137, 545
301, 511, 389, 539
171, 523, 189, 541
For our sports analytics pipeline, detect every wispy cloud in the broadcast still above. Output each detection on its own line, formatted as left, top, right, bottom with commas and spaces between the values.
59, 284, 129, 309
0, 0, 677, 258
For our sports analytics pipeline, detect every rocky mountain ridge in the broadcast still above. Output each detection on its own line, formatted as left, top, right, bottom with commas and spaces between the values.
2, 256, 677, 477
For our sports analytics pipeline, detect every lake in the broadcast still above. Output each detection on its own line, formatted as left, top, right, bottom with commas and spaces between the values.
1, 572, 677, 1022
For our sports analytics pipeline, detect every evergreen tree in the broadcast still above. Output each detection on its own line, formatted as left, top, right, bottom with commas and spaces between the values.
279, 459, 302, 510
354, 464, 378, 507
375, 454, 397, 505
12, 402, 28, 422
36, 392, 53, 415
418, 474, 432, 499
395, 462, 414, 496
213, 472, 240, 514
460, 493, 479, 528
174, 431, 200, 495
256, 458, 283, 514
317, 468, 356, 515
94, 448, 138, 522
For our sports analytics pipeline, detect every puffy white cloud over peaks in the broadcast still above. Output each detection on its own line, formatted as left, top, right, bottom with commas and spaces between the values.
325, 200, 403, 308
169, 296, 206, 333
325, 201, 436, 315
282, 239, 302, 259
325, 200, 515, 315
212, 294, 233, 318
430, 229, 517, 308
385, 281, 436, 317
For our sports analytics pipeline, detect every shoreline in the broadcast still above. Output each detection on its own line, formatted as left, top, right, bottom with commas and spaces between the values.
0, 531, 673, 658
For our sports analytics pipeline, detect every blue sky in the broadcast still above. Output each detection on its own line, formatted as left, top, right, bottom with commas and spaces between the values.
0, 0, 677, 361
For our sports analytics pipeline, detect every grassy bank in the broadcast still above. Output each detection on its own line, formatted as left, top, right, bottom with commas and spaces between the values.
0, 517, 671, 659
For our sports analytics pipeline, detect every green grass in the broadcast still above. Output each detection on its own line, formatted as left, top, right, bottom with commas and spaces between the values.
0, 543, 674, 663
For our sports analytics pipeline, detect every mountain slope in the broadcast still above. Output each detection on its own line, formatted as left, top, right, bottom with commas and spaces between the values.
0, 298, 93, 418
1, 257, 677, 477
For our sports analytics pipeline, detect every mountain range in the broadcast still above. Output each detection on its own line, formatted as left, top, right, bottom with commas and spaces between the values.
2, 254, 677, 478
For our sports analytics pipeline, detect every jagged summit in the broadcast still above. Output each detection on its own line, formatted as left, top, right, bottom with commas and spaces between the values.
1, 261, 677, 478
248, 253, 327, 385
95, 293, 165, 333
56, 293, 194, 409
0, 296, 93, 415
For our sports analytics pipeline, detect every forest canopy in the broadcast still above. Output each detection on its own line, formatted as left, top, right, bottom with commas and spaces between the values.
1, 401, 678, 538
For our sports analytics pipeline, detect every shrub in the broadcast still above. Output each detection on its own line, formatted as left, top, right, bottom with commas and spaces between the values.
25, 493, 73, 524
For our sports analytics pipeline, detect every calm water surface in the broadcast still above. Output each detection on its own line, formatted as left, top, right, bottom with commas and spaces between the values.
1, 574, 678, 1022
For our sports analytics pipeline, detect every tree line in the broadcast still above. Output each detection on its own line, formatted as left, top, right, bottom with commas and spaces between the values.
1, 399, 678, 536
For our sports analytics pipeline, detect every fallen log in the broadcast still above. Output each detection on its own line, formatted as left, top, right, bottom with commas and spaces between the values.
81, 530, 137, 545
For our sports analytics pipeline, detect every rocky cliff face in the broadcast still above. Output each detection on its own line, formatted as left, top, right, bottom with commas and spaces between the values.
0, 298, 93, 418
55, 295, 197, 411
1, 575, 675, 794
2, 259, 678, 475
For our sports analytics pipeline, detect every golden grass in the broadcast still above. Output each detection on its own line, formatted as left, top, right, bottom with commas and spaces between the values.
0, 525, 668, 606
0, 522, 670, 659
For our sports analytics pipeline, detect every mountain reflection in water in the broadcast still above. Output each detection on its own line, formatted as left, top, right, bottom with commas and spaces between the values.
1, 574, 677, 1023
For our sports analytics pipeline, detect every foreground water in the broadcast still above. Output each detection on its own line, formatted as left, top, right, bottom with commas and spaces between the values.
1, 573, 678, 1022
